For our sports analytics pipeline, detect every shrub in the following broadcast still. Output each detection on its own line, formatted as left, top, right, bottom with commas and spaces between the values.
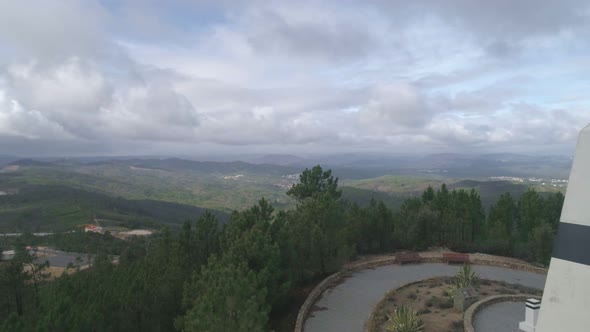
418, 308, 431, 315
447, 264, 480, 304
455, 264, 478, 288
425, 296, 438, 308
386, 305, 425, 332
530, 224, 554, 266
438, 299, 453, 309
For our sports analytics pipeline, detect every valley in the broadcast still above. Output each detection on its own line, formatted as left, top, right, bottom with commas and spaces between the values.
0, 155, 569, 233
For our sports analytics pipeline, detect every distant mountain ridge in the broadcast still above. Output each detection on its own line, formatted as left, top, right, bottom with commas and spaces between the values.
94, 158, 302, 175
0, 154, 569, 232
0, 155, 19, 166
249, 154, 307, 166
3, 152, 573, 180
8, 159, 54, 167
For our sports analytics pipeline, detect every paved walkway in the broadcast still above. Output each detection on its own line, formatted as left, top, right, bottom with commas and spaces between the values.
303, 263, 546, 332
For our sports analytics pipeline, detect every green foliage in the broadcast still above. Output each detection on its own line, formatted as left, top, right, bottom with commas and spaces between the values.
385, 305, 424, 332
446, 264, 479, 304
0, 232, 146, 262
346, 199, 396, 254
543, 192, 564, 231
340, 186, 406, 210
285, 190, 351, 279
26, 231, 189, 331
487, 192, 518, 240
0, 242, 50, 322
395, 185, 486, 250
518, 189, 546, 241
177, 256, 269, 332
0, 184, 228, 232
287, 165, 341, 201
454, 264, 478, 288
0, 165, 565, 330
0, 313, 22, 331
0, 246, 28, 317
1, 161, 550, 232
530, 223, 554, 266
221, 199, 290, 308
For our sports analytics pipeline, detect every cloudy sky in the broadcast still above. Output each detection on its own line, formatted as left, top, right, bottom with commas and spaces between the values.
0, 0, 589, 157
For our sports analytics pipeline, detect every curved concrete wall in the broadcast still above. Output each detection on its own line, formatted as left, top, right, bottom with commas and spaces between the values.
295, 252, 546, 332
464, 294, 541, 332
294, 256, 398, 332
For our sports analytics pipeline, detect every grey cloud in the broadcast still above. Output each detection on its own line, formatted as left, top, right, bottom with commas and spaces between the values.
421, 103, 590, 152
0, 97, 72, 140
0, 57, 200, 142
425, 0, 589, 41
433, 82, 523, 114
425, 118, 487, 146
176, 79, 366, 115
0, 0, 588, 156
372, 0, 590, 56
502, 103, 585, 145
194, 108, 338, 146
3, 59, 113, 139
0, 1, 112, 61
359, 84, 432, 131
228, 0, 590, 64
99, 83, 199, 141
485, 40, 519, 58
245, 7, 378, 61
414, 67, 495, 89
0, 134, 157, 157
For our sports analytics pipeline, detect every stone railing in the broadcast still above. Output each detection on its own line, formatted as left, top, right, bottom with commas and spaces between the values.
294, 251, 546, 332
294, 255, 398, 332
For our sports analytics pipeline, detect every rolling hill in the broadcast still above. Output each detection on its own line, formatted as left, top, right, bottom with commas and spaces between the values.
0, 184, 228, 232
0, 157, 568, 232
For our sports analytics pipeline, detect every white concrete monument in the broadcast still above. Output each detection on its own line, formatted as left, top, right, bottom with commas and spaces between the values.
519, 298, 541, 332
536, 124, 590, 332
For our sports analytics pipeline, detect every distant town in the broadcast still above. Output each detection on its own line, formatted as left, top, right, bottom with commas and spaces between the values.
489, 176, 569, 188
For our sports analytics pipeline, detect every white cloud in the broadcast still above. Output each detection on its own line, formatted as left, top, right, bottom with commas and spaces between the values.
0, 1, 110, 60
0, 92, 72, 140
0, 0, 589, 155
6, 59, 110, 113
359, 84, 431, 131
0, 57, 200, 141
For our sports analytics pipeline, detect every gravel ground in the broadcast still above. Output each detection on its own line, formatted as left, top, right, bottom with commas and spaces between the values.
303, 263, 546, 332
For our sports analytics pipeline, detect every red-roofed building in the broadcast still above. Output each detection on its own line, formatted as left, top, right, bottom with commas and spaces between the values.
84, 224, 104, 234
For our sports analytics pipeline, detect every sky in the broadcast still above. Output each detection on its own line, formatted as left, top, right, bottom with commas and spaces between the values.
0, 0, 589, 157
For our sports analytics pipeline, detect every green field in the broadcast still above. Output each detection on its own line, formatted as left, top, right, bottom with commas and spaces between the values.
342, 175, 443, 194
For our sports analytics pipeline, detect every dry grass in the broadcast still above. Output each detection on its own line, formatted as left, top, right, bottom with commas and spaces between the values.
369, 277, 542, 332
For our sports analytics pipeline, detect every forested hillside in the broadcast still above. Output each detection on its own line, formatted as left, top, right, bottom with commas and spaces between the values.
0, 185, 228, 232
0, 166, 563, 331
0, 158, 557, 232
